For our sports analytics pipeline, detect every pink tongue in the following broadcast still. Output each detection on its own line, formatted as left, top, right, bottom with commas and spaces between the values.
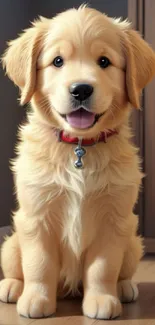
66, 109, 95, 129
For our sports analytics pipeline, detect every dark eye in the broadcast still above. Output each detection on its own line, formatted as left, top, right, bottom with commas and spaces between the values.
53, 56, 64, 68
98, 56, 111, 69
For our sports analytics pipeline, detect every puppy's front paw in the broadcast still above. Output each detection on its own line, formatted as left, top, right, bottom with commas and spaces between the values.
0, 279, 23, 303
83, 292, 122, 320
17, 283, 56, 318
118, 279, 139, 303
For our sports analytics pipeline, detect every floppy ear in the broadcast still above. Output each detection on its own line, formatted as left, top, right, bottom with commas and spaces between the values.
2, 21, 44, 105
122, 29, 155, 108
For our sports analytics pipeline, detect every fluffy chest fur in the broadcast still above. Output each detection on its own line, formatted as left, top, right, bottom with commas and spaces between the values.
13, 117, 142, 255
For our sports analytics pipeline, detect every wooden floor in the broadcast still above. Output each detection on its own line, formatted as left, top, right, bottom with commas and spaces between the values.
0, 256, 155, 325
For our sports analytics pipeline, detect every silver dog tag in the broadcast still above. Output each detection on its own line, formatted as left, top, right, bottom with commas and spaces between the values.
74, 139, 86, 169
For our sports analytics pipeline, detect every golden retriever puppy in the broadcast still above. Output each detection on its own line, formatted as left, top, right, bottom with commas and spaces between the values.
1, 5, 155, 320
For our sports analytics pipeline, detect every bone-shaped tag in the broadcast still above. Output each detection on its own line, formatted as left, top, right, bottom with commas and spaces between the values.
74, 141, 86, 169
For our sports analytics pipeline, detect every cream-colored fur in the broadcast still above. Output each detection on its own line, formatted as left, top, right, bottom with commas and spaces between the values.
1, 5, 155, 320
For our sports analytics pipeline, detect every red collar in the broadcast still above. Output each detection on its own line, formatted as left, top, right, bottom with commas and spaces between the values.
57, 129, 118, 146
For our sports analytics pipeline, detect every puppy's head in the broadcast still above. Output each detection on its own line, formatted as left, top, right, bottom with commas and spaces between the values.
2, 6, 155, 137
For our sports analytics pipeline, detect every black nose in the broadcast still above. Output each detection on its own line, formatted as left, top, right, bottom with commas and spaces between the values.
69, 83, 93, 101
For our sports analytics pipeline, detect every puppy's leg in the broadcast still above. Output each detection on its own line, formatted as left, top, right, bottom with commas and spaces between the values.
0, 232, 24, 303
14, 212, 60, 319
82, 233, 124, 320
118, 235, 143, 303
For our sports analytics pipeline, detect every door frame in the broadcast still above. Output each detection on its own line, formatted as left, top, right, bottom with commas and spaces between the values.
128, 0, 144, 236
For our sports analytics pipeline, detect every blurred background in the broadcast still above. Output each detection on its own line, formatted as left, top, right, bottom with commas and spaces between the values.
0, 0, 155, 252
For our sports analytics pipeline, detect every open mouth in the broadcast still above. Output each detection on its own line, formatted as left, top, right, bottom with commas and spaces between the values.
60, 108, 105, 129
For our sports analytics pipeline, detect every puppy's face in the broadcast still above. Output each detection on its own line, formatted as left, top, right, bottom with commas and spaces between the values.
3, 7, 155, 137
36, 10, 126, 136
